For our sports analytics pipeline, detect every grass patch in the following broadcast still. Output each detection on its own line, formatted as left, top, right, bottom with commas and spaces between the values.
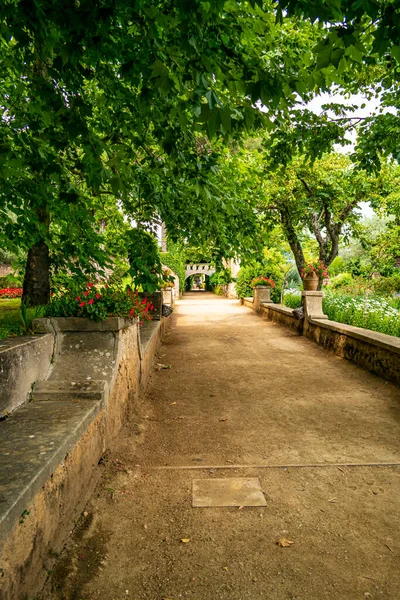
0, 299, 43, 340
0, 299, 24, 339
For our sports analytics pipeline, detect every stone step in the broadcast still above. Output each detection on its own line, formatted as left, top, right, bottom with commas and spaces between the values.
32, 380, 108, 401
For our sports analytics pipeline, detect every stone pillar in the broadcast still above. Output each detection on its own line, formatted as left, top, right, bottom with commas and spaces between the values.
162, 288, 173, 306
254, 286, 273, 310
302, 291, 328, 320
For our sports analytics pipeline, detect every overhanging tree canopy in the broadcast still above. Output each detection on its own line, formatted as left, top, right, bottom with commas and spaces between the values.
1, 0, 399, 304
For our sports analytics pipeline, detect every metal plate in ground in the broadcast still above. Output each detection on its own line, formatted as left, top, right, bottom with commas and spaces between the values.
192, 478, 267, 507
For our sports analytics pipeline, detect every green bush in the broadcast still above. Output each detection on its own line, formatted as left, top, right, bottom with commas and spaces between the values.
328, 272, 353, 290
372, 273, 400, 296
127, 229, 163, 293
282, 291, 302, 309
161, 240, 186, 292
236, 264, 282, 302
328, 256, 347, 276
0, 273, 23, 288
213, 284, 224, 295
0, 298, 43, 340
209, 268, 233, 290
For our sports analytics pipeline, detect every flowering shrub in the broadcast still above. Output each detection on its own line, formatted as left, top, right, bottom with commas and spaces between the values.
301, 261, 329, 279
251, 276, 276, 288
44, 283, 153, 323
323, 292, 400, 338
0, 288, 23, 298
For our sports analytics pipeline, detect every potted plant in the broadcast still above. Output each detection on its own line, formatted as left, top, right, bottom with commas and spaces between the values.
251, 276, 276, 306
301, 261, 329, 291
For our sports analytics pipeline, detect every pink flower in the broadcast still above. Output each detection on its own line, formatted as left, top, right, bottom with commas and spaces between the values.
95, 293, 101, 299
88, 299, 94, 305
79, 301, 86, 307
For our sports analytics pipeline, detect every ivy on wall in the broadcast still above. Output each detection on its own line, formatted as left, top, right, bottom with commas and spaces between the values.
161, 240, 186, 293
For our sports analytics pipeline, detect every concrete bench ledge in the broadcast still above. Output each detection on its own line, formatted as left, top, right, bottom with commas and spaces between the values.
32, 379, 108, 401
33, 316, 134, 333
262, 303, 295, 316
311, 318, 400, 355
140, 321, 162, 354
0, 399, 103, 542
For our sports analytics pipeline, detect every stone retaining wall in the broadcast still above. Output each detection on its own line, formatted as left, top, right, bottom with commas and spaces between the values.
0, 334, 55, 416
0, 315, 171, 599
242, 297, 400, 385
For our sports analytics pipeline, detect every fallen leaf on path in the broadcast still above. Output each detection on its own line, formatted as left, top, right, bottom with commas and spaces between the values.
155, 363, 171, 371
169, 402, 177, 405
238, 506, 244, 511
219, 418, 228, 422
277, 538, 295, 547
210, 394, 216, 397
181, 538, 190, 543
327, 497, 337, 503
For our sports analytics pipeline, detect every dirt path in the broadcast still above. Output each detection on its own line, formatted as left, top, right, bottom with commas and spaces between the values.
40, 293, 400, 600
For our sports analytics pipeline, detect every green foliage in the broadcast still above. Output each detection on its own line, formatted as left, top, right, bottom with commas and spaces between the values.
0, 274, 23, 288
107, 259, 131, 286
328, 273, 354, 290
372, 274, 400, 296
210, 268, 234, 287
161, 240, 186, 293
328, 256, 347, 276
282, 291, 302, 309
0, 299, 42, 340
127, 229, 163, 294
2, 0, 400, 306
213, 285, 224, 296
236, 264, 281, 302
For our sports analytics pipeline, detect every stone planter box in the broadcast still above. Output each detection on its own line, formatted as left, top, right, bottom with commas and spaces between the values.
32, 316, 134, 334
138, 290, 162, 321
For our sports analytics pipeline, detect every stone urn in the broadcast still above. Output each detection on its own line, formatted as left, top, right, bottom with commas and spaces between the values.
303, 272, 319, 291
253, 285, 273, 309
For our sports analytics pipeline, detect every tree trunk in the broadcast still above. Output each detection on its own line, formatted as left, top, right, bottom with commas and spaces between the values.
22, 239, 50, 307
279, 206, 305, 277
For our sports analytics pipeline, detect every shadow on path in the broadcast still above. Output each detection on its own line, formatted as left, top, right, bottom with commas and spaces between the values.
40, 292, 400, 600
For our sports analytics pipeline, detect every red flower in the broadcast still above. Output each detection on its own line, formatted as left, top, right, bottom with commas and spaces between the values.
88, 299, 94, 305
95, 293, 101, 299
83, 291, 89, 296
87, 283, 94, 289
76, 296, 81, 301
79, 301, 86, 307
